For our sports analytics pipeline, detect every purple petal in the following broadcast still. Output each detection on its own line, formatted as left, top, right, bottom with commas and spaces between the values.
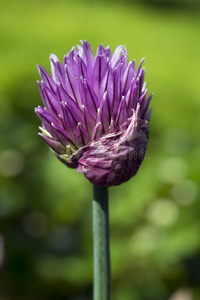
91, 122, 103, 140
106, 68, 121, 117
99, 91, 111, 132
105, 69, 114, 109
82, 105, 95, 134
121, 48, 128, 68
115, 96, 128, 127
63, 47, 79, 77
141, 94, 153, 120
138, 68, 145, 97
80, 78, 98, 118
104, 46, 112, 60
78, 59, 88, 82
63, 47, 75, 66
92, 55, 108, 95
57, 84, 83, 119
37, 65, 57, 94
61, 102, 78, 134
38, 81, 47, 108
35, 106, 62, 137
111, 45, 124, 67
112, 68, 121, 114
50, 54, 60, 80
121, 61, 136, 95
50, 58, 66, 87
76, 44, 83, 57
125, 81, 139, 111
136, 58, 145, 78
75, 122, 90, 147
138, 89, 148, 106
81, 40, 95, 74
96, 44, 106, 58
39, 133, 65, 153
63, 64, 81, 105
51, 123, 75, 148
109, 117, 116, 131
43, 86, 62, 117
98, 67, 109, 103
96, 44, 112, 60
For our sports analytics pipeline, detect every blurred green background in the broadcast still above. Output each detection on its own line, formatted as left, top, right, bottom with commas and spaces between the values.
0, 0, 200, 299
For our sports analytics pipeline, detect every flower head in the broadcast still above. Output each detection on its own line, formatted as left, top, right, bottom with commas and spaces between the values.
35, 41, 152, 187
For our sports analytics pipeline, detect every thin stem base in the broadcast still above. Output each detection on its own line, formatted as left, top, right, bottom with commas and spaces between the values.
93, 185, 111, 300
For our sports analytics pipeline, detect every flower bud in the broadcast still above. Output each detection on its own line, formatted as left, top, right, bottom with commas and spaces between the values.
35, 41, 153, 186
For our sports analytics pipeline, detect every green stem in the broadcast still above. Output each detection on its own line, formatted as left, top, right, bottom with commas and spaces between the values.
93, 185, 111, 300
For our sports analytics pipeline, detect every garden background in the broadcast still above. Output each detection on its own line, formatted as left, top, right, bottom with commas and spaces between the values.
0, 0, 200, 299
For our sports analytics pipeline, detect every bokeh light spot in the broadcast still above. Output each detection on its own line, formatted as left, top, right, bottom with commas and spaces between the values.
0, 149, 24, 177
163, 128, 191, 155
22, 211, 48, 237
130, 227, 159, 257
169, 288, 193, 300
171, 179, 198, 205
157, 157, 188, 183
147, 199, 179, 227
0, 191, 16, 217
47, 227, 76, 253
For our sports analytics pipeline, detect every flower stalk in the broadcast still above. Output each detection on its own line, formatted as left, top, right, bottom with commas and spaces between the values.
35, 41, 153, 299
93, 185, 111, 300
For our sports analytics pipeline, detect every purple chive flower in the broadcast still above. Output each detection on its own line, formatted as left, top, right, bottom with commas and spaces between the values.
35, 41, 152, 187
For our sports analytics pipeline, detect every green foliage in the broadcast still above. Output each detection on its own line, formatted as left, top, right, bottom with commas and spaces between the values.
0, 0, 200, 299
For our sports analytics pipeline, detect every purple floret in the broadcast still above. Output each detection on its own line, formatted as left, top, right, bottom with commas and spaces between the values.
35, 41, 153, 186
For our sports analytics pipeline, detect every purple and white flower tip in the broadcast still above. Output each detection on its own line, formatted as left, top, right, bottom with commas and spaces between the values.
35, 41, 153, 187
